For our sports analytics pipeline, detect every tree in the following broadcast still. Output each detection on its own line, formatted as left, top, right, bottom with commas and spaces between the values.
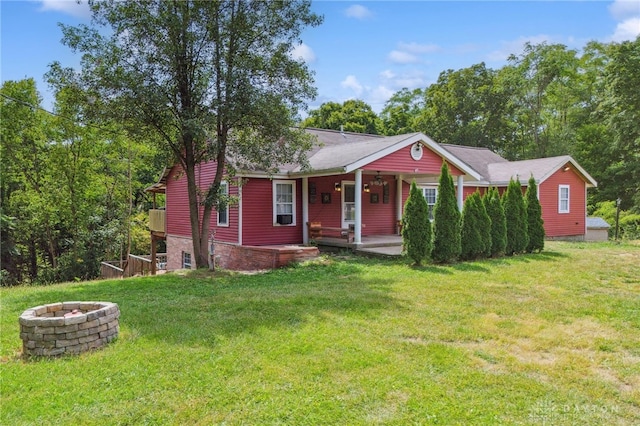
302, 99, 382, 134
460, 191, 491, 260
525, 175, 545, 253
414, 63, 511, 153
483, 187, 507, 257
379, 88, 424, 135
432, 162, 461, 263
502, 178, 528, 255
50, 0, 322, 268
402, 181, 432, 265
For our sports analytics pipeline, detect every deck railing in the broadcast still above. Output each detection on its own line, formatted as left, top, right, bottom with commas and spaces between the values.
149, 209, 166, 233
100, 253, 167, 279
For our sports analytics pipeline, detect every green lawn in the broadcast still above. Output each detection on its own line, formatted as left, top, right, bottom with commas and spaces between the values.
1, 241, 639, 425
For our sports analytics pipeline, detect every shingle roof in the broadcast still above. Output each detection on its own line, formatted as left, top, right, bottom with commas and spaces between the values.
440, 144, 508, 180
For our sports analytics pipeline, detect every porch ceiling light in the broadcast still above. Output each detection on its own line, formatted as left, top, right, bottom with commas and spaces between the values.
370, 172, 388, 186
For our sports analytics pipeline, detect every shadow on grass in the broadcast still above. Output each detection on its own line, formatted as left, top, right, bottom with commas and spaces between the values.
4, 259, 399, 349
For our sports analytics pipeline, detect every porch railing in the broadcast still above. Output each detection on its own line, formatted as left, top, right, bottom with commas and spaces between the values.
149, 209, 166, 233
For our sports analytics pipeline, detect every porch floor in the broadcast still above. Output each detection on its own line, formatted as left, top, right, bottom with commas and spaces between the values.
315, 234, 403, 257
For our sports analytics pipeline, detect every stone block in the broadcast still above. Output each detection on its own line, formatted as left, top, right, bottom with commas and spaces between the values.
64, 314, 87, 325
66, 329, 89, 339
78, 319, 99, 330
99, 313, 117, 325
79, 334, 99, 344
55, 324, 78, 334
34, 326, 55, 334
46, 303, 64, 313
56, 338, 79, 348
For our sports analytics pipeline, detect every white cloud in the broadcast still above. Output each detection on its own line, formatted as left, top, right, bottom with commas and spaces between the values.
290, 43, 316, 63
611, 17, 640, 41
379, 70, 396, 80
388, 50, 419, 64
486, 35, 553, 62
341, 75, 364, 96
38, 0, 92, 19
397, 42, 440, 54
345, 4, 373, 20
608, 0, 640, 20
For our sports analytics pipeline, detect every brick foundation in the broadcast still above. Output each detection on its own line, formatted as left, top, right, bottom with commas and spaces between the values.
166, 234, 318, 271
19, 302, 120, 357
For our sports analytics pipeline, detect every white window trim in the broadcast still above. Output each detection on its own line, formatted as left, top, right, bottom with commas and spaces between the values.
421, 186, 438, 221
182, 251, 192, 269
217, 181, 229, 227
558, 185, 570, 214
273, 180, 296, 226
341, 180, 356, 228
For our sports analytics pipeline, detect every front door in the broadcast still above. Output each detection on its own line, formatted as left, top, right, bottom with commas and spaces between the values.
342, 182, 356, 229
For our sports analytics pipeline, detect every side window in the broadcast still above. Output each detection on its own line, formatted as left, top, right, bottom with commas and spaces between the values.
423, 187, 438, 221
273, 180, 296, 226
182, 251, 192, 269
217, 181, 229, 227
558, 185, 570, 213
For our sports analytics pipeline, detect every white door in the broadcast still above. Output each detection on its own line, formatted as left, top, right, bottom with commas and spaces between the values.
342, 182, 356, 228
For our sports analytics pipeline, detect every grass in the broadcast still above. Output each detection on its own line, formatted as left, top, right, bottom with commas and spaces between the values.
1, 241, 639, 425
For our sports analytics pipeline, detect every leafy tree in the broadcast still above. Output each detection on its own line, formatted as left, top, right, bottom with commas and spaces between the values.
525, 175, 545, 252
379, 88, 424, 135
502, 178, 528, 255
414, 63, 511, 153
432, 162, 461, 263
402, 181, 432, 265
483, 187, 507, 257
50, 0, 322, 268
302, 99, 382, 134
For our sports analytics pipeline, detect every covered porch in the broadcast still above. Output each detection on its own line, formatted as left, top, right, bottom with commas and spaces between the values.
312, 233, 403, 257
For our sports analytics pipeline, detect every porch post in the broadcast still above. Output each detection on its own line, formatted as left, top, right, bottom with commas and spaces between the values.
354, 169, 362, 244
396, 175, 403, 234
302, 177, 309, 244
150, 234, 157, 275
457, 175, 464, 211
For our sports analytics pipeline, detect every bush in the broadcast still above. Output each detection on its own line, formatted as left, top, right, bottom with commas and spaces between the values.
483, 187, 507, 257
525, 175, 544, 252
402, 181, 432, 265
460, 191, 491, 260
432, 162, 461, 263
502, 178, 528, 255
590, 201, 640, 240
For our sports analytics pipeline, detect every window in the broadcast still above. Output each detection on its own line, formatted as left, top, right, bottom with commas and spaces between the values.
559, 185, 570, 213
343, 183, 356, 223
273, 180, 296, 226
182, 251, 192, 269
217, 181, 229, 226
422, 187, 438, 221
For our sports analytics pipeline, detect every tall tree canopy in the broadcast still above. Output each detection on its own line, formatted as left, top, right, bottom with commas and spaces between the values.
302, 99, 382, 134
49, 0, 322, 268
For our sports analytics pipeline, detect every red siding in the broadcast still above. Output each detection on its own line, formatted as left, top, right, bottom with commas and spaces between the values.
241, 178, 303, 245
165, 162, 240, 243
364, 145, 464, 176
308, 174, 400, 235
539, 168, 586, 238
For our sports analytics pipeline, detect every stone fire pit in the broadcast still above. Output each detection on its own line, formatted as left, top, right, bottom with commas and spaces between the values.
19, 301, 120, 357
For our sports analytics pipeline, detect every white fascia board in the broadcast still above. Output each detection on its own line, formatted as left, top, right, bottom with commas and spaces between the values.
537, 156, 598, 188
344, 133, 483, 181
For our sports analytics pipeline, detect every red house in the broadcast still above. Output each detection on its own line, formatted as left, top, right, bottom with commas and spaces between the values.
147, 128, 597, 271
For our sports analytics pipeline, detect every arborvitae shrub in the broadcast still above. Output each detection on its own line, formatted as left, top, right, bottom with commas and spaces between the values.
402, 181, 432, 265
502, 178, 529, 255
476, 191, 492, 258
432, 162, 461, 263
483, 187, 507, 257
460, 192, 482, 260
525, 175, 545, 253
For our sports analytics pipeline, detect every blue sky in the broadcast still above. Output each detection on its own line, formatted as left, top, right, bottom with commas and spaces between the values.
2, 1, 639, 114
